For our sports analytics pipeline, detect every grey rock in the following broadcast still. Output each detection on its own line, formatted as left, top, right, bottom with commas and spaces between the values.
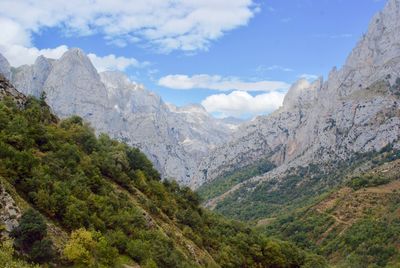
192, 0, 400, 189
12, 56, 54, 97
0, 53, 11, 81
0, 185, 22, 236
7, 51, 235, 184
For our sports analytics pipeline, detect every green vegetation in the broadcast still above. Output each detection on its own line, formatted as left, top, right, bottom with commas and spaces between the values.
0, 96, 324, 267
11, 209, 54, 263
346, 174, 391, 190
213, 164, 334, 221
0, 239, 39, 268
197, 159, 275, 201
212, 148, 400, 221
263, 193, 400, 267
260, 153, 400, 267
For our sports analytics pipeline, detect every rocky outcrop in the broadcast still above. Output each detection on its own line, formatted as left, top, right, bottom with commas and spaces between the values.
12, 56, 54, 98
0, 54, 11, 81
192, 0, 400, 189
0, 52, 235, 184
0, 186, 21, 236
0, 74, 26, 107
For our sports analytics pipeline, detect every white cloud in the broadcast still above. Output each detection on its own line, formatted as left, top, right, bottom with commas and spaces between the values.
0, 18, 31, 47
0, 0, 258, 52
158, 74, 290, 92
0, 44, 69, 67
0, 44, 140, 72
201, 90, 285, 118
87, 54, 141, 72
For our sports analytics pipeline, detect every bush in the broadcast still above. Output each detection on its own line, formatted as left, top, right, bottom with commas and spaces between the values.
10, 209, 54, 263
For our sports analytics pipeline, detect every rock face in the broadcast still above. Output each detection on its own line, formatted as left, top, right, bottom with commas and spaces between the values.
0, 54, 11, 81
12, 56, 54, 98
0, 186, 21, 236
0, 74, 27, 106
0, 52, 235, 184
192, 0, 400, 189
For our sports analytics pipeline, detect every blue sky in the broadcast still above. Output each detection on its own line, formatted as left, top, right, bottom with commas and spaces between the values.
0, 0, 387, 118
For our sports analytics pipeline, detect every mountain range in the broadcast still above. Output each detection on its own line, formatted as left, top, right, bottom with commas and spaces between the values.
194, 0, 400, 202
0, 50, 238, 185
1, 0, 400, 266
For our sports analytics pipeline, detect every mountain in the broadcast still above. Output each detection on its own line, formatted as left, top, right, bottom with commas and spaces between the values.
195, 0, 400, 206
0, 81, 323, 267
0, 49, 236, 185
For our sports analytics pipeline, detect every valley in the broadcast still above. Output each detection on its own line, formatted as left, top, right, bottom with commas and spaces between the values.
1, 0, 400, 267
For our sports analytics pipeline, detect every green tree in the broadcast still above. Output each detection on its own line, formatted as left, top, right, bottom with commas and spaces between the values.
10, 209, 54, 263
63, 228, 96, 267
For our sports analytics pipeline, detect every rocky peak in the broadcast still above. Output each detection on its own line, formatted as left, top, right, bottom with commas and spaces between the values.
193, 0, 400, 189
327, 0, 400, 97
12, 55, 53, 98
57, 48, 100, 79
282, 78, 321, 109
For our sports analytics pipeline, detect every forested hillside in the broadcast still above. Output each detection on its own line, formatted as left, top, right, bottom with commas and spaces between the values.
258, 151, 400, 267
0, 82, 324, 267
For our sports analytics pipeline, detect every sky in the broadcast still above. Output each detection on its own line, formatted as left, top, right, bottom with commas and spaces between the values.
0, 0, 387, 119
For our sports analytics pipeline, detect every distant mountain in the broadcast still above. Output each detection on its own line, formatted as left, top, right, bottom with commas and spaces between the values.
0, 49, 237, 184
195, 0, 400, 207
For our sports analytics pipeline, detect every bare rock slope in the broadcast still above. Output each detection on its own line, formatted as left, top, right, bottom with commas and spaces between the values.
193, 0, 400, 190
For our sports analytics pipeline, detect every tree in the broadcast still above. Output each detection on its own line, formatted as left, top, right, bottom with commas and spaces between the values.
63, 228, 118, 267
0, 239, 39, 268
10, 209, 54, 263
63, 228, 96, 267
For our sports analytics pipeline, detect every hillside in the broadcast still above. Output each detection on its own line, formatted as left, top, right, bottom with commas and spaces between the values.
260, 156, 400, 267
0, 76, 324, 267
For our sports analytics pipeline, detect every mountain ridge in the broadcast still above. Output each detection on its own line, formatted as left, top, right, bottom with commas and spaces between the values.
0, 49, 237, 185
193, 0, 400, 192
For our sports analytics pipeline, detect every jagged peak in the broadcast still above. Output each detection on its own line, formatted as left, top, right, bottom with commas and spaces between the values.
64, 47, 86, 57
34, 55, 52, 66
342, 0, 400, 71
59, 48, 92, 65
282, 78, 320, 109
55, 48, 99, 78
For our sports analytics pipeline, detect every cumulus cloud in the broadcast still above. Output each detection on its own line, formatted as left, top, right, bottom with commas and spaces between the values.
0, 0, 258, 52
0, 43, 140, 72
88, 54, 142, 72
158, 74, 289, 92
201, 90, 286, 118
0, 44, 69, 67
0, 18, 31, 47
